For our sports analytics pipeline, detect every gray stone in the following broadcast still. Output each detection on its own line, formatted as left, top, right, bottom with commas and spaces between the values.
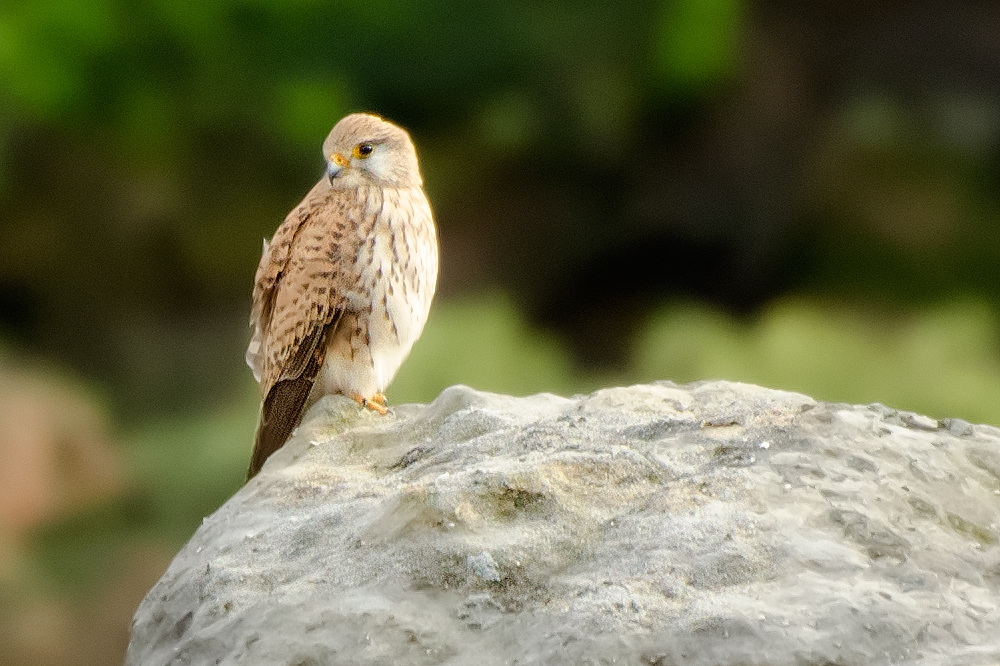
125, 381, 1000, 666
944, 418, 975, 438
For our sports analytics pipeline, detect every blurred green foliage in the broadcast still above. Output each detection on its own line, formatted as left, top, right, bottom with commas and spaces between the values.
407, 295, 1000, 427
655, 0, 742, 93
393, 295, 587, 402
636, 298, 1000, 425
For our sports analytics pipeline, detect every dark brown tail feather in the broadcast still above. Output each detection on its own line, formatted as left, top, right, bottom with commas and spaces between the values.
247, 327, 330, 480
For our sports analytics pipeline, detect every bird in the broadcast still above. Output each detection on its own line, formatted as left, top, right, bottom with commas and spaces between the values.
245, 113, 438, 479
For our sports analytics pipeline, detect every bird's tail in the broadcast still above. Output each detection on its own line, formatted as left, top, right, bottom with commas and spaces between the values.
247, 329, 330, 480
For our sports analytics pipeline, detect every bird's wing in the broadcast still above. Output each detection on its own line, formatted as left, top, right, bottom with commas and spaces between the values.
246, 181, 364, 478
245, 204, 303, 383
248, 181, 359, 388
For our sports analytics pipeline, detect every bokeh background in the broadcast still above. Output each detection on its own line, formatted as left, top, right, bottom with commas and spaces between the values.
3, 0, 1000, 662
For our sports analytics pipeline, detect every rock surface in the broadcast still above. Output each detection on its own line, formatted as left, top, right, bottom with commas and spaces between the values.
126, 381, 1000, 665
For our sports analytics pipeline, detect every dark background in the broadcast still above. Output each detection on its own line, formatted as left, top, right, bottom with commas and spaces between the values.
3, 0, 1000, 663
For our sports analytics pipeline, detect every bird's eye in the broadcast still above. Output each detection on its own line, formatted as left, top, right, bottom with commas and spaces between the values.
353, 142, 374, 159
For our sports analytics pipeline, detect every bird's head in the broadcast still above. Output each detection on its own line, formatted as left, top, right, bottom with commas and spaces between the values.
322, 113, 423, 189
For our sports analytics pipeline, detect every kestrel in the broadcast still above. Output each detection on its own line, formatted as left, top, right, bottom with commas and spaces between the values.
245, 113, 438, 479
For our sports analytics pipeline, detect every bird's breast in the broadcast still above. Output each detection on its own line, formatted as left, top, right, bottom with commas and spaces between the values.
338, 185, 438, 392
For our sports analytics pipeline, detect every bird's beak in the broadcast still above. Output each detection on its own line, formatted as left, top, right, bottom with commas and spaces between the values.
327, 152, 349, 179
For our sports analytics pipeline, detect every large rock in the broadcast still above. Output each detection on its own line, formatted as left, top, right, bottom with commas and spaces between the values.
126, 382, 1000, 665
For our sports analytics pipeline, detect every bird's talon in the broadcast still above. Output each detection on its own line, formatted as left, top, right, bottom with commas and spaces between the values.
364, 398, 389, 415
351, 392, 389, 415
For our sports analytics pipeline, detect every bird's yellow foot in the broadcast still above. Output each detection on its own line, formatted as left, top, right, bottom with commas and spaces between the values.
350, 392, 389, 415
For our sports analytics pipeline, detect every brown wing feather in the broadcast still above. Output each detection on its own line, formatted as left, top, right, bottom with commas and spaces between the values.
247, 319, 336, 479
246, 191, 317, 383
255, 183, 361, 389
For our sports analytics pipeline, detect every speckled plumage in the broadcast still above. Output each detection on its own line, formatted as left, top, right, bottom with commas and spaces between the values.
246, 114, 438, 478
